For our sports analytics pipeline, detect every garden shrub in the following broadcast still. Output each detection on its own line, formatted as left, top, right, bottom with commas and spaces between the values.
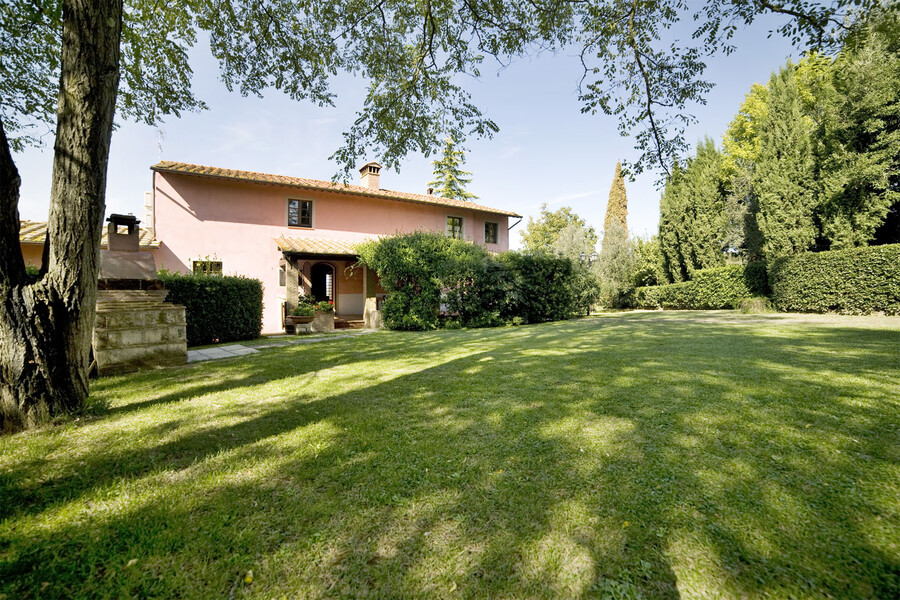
769, 244, 900, 314
631, 263, 768, 310
158, 271, 263, 346
358, 234, 588, 330
496, 252, 584, 323
357, 231, 500, 330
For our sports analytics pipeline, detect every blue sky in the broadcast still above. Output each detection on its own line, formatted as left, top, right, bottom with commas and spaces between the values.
13, 15, 797, 249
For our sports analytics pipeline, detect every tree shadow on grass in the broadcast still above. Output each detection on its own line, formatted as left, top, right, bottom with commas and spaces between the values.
1, 313, 898, 598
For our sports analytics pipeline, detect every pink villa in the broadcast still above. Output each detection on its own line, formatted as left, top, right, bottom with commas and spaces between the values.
21, 161, 521, 334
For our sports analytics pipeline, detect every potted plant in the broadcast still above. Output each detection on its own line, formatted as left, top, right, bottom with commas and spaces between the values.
312, 299, 335, 333
286, 296, 316, 326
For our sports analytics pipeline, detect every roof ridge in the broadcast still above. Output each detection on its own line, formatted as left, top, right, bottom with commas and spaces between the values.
152, 161, 522, 218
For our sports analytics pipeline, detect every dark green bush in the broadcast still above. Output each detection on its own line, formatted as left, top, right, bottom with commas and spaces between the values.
631, 264, 769, 310
769, 244, 900, 314
158, 272, 263, 346
496, 252, 584, 323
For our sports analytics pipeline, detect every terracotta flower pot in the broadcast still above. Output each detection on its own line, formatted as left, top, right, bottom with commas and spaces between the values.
286, 315, 314, 325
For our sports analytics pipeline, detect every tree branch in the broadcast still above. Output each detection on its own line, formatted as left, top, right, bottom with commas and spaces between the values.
626, 1, 670, 177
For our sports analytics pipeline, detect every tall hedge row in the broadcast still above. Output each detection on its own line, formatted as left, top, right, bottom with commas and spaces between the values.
159, 272, 263, 346
631, 263, 768, 310
769, 244, 900, 315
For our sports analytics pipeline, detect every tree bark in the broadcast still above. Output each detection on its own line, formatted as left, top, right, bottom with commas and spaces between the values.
0, 0, 122, 433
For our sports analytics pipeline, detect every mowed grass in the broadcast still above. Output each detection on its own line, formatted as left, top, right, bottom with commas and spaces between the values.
1, 311, 899, 599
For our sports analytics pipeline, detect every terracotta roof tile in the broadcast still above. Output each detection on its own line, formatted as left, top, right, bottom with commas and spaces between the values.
152, 161, 521, 218
19, 220, 160, 249
274, 236, 369, 256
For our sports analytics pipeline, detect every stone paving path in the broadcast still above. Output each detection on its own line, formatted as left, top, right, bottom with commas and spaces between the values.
187, 344, 261, 363
186, 330, 376, 363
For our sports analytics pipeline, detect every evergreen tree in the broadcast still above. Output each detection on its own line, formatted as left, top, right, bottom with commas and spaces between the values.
722, 83, 769, 259
429, 137, 477, 201
815, 9, 900, 248
657, 140, 727, 281
682, 137, 728, 272
658, 161, 690, 283
632, 236, 664, 287
754, 62, 819, 257
598, 161, 633, 304
604, 161, 629, 236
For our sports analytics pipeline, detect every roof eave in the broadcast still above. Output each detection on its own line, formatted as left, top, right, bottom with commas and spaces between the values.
152, 165, 521, 218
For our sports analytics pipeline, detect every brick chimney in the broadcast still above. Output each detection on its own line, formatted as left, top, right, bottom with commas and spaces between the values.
359, 161, 382, 190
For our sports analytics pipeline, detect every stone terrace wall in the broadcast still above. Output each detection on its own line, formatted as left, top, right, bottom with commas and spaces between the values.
93, 290, 187, 375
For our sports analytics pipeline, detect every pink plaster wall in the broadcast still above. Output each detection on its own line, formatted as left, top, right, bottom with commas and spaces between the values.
151, 171, 511, 333
21, 244, 43, 268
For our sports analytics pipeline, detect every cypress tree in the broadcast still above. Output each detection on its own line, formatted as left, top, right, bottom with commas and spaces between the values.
604, 161, 629, 236
429, 137, 478, 201
682, 137, 727, 275
754, 62, 818, 257
658, 161, 689, 283
815, 14, 900, 248
657, 140, 727, 282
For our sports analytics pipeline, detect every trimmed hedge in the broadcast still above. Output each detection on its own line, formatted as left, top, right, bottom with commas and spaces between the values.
632, 263, 769, 310
158, 272, 263, 346
496, 252, 586, 323
769, 244, 900, 315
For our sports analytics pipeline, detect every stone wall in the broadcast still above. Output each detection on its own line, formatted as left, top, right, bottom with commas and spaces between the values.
93, 290, 187, 375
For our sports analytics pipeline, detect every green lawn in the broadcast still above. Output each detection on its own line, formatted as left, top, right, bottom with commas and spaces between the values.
1, 311, 898, 599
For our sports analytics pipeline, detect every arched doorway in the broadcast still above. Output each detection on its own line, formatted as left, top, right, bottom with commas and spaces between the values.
310, 263, 335, 303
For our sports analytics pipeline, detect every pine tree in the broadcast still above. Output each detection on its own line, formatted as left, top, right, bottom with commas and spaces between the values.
429, 137, 478, 201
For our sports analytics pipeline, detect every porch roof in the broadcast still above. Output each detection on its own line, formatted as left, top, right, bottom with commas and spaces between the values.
274, 236, 368, 257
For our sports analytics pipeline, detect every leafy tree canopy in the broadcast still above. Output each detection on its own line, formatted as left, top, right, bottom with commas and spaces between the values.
521, 204, 598, 254
0, 0, 879, 176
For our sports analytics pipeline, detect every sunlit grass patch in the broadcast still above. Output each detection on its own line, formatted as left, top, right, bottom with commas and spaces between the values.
1, 311, 898, 599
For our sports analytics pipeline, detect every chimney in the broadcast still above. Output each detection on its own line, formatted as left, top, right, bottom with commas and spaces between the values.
107, 213, 141, 253
359, 161, 382, 190
427, 187, 434, 195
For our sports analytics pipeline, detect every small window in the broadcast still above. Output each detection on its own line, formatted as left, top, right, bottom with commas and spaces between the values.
484, 222, 498, 244
193, 260, 223, 276
279, 265, 286, 287
446, 216, 463, 239
288, 199, 313, 228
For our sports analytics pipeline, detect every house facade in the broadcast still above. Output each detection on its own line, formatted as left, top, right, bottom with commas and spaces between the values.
147, 161, 520, 333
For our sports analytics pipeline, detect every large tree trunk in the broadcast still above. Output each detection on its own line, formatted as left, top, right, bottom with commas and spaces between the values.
0, 0, 122, 433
